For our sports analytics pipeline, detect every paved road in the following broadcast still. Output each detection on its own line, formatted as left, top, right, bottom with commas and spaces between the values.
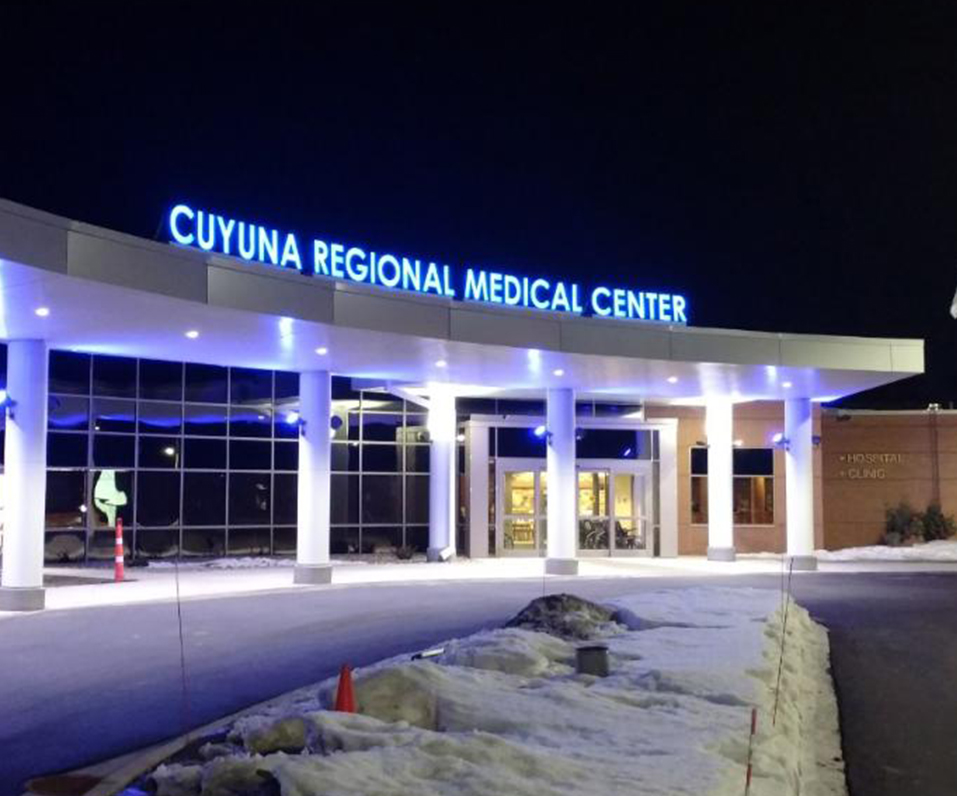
1, 571, 956, 795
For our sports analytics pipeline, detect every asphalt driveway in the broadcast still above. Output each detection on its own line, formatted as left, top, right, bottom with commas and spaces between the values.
1, 570, 955, 795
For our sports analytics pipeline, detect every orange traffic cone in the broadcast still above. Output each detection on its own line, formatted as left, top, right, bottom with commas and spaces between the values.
334, 664, 356, 713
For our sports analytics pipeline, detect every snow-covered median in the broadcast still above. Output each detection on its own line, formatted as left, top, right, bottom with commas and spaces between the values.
817, 539, 957, 562
150, 587, 845, 796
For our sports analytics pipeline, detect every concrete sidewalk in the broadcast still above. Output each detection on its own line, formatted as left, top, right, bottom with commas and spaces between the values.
5, 555, 957, 616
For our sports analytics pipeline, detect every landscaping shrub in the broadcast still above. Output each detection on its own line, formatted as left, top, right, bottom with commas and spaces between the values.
921, 503, 957, 541
883, 501, 924, 546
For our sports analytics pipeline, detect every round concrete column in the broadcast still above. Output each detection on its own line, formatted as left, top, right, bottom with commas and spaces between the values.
0, 340, 49, 611
785, 397, 817, 571
294, 370, 333, 585
427, 387, 456, 561
706, 397, 736, 561
545, 387, 578, 575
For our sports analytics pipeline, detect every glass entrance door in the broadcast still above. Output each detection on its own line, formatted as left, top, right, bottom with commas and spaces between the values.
611, 470, 652, 554
578, 463, 653, 556
497, 459, 546, 556
578, 470, 610, 551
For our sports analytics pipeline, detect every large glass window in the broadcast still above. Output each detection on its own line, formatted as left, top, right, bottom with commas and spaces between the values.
94, 399, 136, 433
230, 368, 272, 404
362, 475, 402, 523
331, 474, 359, 524
229, 405, 273, 438
45, 471, 87, 528
33, 358, 437, 560
184, 404, 227, 436
690, 447, 775, 525
139, 359, 183, 401
273, 474, 297, 525
49, 396, 89, 431
185, 363, 228, 403
137, 471, 181, 527
48, 433, 88, 467
139, 403, 182, 435
184, 438, 227, 469
184, 472, 226, 525
49, 351, 90, 395
94, 435, 136, 468
229, 473, 271, 525
93, 356, 137, 398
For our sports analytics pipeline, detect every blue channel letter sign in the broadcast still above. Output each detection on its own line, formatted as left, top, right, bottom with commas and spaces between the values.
168, 203, 689, 324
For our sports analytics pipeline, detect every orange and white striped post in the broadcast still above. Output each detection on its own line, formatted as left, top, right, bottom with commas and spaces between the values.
114, 517, 125, 582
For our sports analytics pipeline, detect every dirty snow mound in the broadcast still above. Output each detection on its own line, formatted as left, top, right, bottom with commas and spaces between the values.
504, 592, 620, 638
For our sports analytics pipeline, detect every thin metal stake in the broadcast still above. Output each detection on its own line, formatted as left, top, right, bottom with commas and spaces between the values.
173, 555, 191, 736
772, 558, 795, 725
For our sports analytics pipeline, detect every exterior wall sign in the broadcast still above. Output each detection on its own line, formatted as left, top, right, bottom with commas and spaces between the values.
837, 452, 904, 480
168, 203, 689, 324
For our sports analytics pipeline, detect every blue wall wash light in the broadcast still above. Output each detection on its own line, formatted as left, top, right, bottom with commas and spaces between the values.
168, 203, 690, 325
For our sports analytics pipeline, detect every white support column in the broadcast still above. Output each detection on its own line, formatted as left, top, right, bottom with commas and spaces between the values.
785, 398, 818, 571
706, 397, 736, 561
0, 340, 49, 611
658, 422, 679, 557
427, 387, 456, 561
545, 387, 578, 575
294, 370, 332, 584
467, 422, 490, 558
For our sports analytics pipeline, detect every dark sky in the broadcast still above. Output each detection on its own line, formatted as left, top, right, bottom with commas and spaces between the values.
1, 4, 954, 407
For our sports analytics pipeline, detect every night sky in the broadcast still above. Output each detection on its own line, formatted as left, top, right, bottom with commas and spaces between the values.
1, 4, 954, 406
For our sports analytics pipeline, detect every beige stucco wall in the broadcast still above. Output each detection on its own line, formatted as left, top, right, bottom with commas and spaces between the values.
647, 401, 824, 554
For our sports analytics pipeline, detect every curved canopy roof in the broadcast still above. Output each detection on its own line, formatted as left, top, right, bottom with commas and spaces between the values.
0, 198, 922, 403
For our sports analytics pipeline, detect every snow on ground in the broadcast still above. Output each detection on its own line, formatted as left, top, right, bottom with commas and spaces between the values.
148, 556, 295, 570
147, 554, 430, 570
817, 539, 957, 562
149, 587, 845, 796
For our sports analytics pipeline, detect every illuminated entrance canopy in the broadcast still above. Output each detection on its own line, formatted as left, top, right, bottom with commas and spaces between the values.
168, 203, 689, 324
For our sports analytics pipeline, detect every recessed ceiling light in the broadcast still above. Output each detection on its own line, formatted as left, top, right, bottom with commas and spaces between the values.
552, 368, 565, 377
435, 359, 448, 368
315, 346, 328, 356
34, 307, 50, 317
782, 381, 793, 389
185, 330, 200, 339
667, 376, 679, 384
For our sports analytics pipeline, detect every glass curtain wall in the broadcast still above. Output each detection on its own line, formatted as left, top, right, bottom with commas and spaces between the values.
27, 350, 432, 562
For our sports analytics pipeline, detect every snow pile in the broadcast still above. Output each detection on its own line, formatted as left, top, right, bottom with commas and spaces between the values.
817, 539, 957, 562
148, 557, 296, 570
149, 587, 845, 796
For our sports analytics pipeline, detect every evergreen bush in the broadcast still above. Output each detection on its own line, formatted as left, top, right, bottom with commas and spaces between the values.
921, 503, 957, 541
883, 501, 923, 546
